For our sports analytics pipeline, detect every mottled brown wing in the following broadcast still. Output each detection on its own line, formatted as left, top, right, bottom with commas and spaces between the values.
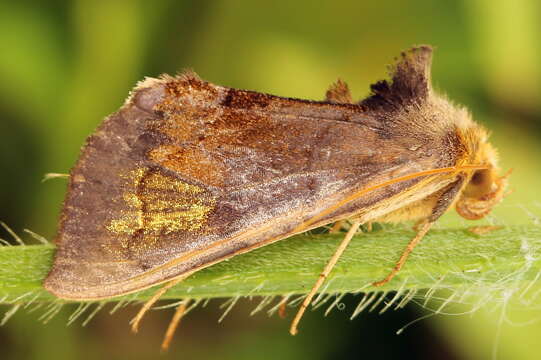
45, 46, 459, 299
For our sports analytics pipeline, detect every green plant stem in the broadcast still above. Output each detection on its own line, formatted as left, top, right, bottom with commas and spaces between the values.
1, 225, 540, 304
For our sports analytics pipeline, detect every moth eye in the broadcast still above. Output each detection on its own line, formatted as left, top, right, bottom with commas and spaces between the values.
470, 170, 487, 186
464, 169, 494, 198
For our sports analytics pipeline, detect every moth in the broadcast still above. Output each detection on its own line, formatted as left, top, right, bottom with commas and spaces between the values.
45, 46, 508, 348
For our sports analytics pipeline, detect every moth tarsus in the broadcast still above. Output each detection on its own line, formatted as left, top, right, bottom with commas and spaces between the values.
467, 225, 503, 236
372, 221, 432, 287
290, 220, 363, 335
161, 299, 190, 352
278, 297, 288, 319
45, 45, 508, 346
130, 277, 184, 333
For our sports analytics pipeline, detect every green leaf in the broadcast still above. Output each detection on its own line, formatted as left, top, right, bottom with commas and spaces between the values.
1, 225, 540, 304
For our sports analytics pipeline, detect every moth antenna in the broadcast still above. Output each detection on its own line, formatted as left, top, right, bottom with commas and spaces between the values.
294, 165, 488, 233
290, 220, 363, 335
161, 298, 191, 352
372, 221, 432, 287
130, 277, 183, 333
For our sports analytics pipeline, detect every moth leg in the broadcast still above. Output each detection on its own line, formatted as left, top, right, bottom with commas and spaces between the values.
468, 225, 502, 236
372, 177, 466, 287
278, 296, 288, 319
365, 221, 373, 232
412, 218, 425, 232
329, 220, 346, 233
330, 220, 370, 234
131, 275, 187, 333
290, 220, 362, 335
161, 298, 191, 352
372, 221, 432, 287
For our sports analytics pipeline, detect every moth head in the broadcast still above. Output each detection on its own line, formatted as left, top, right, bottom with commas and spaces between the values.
456, 140, 510, 220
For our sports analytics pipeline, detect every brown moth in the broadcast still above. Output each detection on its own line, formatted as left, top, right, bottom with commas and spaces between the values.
45, 46, 508, 346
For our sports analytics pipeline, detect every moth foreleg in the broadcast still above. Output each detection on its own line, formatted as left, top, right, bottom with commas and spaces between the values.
161, 298, 191, 352
130, 275, 189, 333
278, 296, 289, 319
290, 220, 363, 335
372, 177, 465, 287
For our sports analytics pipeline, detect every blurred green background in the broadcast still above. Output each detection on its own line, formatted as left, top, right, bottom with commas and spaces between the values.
0, 1, 540, 359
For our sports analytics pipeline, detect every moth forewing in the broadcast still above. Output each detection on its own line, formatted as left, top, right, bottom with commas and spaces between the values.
44, 45, 507, 344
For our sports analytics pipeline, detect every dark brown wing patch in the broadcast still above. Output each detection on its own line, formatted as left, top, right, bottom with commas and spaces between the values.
360, 45, 433, 112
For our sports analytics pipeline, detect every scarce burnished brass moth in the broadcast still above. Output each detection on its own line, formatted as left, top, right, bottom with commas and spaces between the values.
45, 46, 508, 348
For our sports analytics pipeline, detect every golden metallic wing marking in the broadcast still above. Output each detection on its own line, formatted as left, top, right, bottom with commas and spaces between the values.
106, 167, 216, 254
